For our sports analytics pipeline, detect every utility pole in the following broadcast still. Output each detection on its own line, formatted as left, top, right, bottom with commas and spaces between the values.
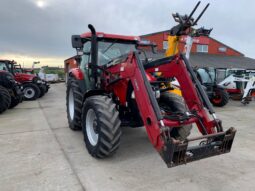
32, 61, 40, 69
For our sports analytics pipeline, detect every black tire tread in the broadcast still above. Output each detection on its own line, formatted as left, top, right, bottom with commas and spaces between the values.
0, 86, 11, 114
82, 95, 121, 158
38, 84, 46, 98
9, 94, 22, 109
211, 89, 229, 107
66, 78, 83, 130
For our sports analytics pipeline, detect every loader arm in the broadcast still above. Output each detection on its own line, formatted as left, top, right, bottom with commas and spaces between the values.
106, 52, 236, 167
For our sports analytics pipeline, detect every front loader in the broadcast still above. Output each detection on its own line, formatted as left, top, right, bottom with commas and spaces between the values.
66, 2, 236, 167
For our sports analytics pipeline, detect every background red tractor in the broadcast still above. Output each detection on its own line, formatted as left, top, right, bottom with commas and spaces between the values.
0, 60, 50, 100
0, 62, 23, 113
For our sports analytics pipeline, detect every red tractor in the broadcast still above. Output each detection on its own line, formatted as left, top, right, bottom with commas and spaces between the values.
0, 60, 49, 100
14, 64, 50, 93
65, 3, 236, 167
0, 63, 23, 113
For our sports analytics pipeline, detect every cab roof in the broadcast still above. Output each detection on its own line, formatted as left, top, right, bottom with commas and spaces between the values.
80, 32, 140, 42
0, 59, 15, 63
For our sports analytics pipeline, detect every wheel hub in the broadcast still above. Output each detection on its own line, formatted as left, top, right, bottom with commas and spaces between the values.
86, 109, 99, 146
24, 87, 35, 99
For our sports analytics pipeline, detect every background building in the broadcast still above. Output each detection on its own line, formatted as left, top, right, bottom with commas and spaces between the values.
140, 30, 255, 69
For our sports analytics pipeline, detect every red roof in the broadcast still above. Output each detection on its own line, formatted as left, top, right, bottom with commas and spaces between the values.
80, 32, 140, 42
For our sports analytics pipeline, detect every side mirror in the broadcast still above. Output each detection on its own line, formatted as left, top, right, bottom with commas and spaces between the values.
72, 35, 83, 49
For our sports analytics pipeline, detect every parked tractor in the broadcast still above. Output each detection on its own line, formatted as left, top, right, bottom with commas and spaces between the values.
195, 67, 229, 106
218, 69, 255, 104
14, 64, 50, 96
0, 63, 23, 113
65, 2, 236, 167
0, 60, 50, 100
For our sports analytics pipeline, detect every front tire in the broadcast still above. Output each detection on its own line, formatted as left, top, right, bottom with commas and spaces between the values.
66, 78, 83, 130
82, 95, 121, 158
38, 84, 47, 98
0, 86, 11, 114
9, 94, 22, 109
23, 83, 41, 101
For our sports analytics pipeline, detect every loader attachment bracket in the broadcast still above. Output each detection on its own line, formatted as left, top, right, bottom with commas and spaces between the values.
160, 127, 236, 168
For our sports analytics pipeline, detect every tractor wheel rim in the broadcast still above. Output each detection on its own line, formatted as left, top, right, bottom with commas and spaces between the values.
213, 92, 222, 104
86, 109, 98, 146
68, 88, 75, 120
24, 87, 35, 99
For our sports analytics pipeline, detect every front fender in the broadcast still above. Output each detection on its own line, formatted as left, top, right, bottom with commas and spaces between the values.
83, 90, 107, 102
69, 68, 84, 80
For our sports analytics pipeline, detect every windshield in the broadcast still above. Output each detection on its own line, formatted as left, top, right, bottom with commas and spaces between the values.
14, 68, 23, 73
14, 65, 23, 73
97, 41, 136, 66
0, 62, 9, 71
197, 68, 215, 84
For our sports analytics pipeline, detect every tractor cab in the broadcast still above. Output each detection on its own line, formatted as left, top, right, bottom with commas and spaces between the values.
0, 60, 14, 73
70, 29, 156, 90
0, 60, 9, 72
72, 31, 155, 68
0, 60, 25, 76
195, 67, 229, 107
13, 64, 24, 74
196, 67, 216, 85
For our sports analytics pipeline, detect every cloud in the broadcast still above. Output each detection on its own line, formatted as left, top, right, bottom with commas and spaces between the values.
0, 0, 254, 66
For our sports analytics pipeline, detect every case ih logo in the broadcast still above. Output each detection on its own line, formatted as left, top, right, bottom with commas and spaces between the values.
163, 33, 209, 44
180, 36, 210, 44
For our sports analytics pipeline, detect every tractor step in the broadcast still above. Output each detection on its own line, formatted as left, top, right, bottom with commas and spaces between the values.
160, 127, 236, 168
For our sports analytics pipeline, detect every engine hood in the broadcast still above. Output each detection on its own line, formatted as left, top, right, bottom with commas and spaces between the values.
14, 73, 37, 82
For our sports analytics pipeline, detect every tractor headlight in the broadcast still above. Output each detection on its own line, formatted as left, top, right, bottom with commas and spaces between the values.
131, 90, 160, 99
131, 91, 135, 99
155, 90, 160, 99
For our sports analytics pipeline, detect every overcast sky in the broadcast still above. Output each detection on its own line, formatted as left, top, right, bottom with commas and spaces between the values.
0, 0, 254, 67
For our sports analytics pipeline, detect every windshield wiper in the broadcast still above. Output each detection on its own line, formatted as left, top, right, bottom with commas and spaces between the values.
107, 54, 128, 66
102, 40, 117, 54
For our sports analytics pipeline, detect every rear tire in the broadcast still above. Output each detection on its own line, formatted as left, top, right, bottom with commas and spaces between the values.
211, 89, 229, 107
9, 94, 22, 109
45, 85, 49, 93
66, 78, 83, 130
159, 92, 192, 141
0, 86, 11, 114
23, 83, 41, 101
82, 95, 121, 158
